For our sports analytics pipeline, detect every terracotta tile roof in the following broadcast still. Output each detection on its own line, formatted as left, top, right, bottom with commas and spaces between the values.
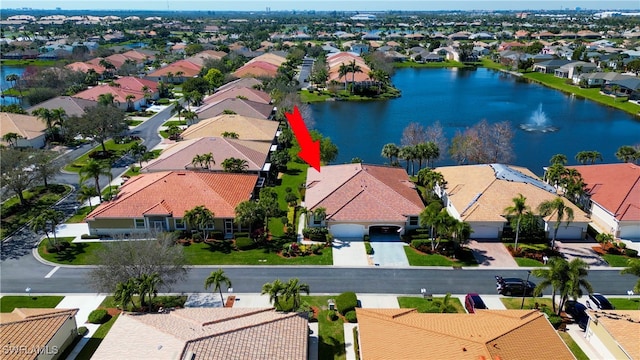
65, 61, 106, 73
141, 137, 271, 173
180, 114, 279, 143
202, 87, 271, 106
114, 76, 158, 93
568, 164, 640, 221
196, 98, 273, 119
435, 164, 589, 223
147, 60, 202, 77
216, 77, 263, 92
233, 61, 279, 78
0, 308, 78, 360
92, 308, 308, 360
72, 84, 145, 103
356, 308, 575, 360
0, 112, 47, 142
305, 164, 424, 222
86, 171, 257, 219
587, 310, 640, 359
27, 96, 98, 117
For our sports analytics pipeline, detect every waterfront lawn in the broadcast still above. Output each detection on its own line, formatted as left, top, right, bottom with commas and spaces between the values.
183, 241, 333, 265
300, 89, 332, 103
404, 246, 478, 267
38, 239, 100, 265
501, 297, 554, 310
609, 298, 640, 310
0, 295, 65, 312
558, 332, 590, 360
64, 139, 140, 172
75, 314, 119, 360
397, 296, 465, 313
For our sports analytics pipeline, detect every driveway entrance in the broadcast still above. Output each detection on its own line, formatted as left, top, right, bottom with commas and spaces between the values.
369, 231, 409, 267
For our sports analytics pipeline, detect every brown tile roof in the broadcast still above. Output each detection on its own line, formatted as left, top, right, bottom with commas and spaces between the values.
0, 112, 46, 142
86, 171, 257, 220
27, 96, 98, 117
202, 87, 271, 106
568, 163, 640, 222
196, 98, 273, 120
305, 164, 424, 222
72, 84, 146, 103
0, 308, 78, 360
435, 164, 589, 223
356, 308, 575, 360
216, 77, 263, 92
65, 61, 106, 74
587, 310, 640, 359
141, 137, 271, 173
232, 61, 279, 78
180, 115, 279, 143
185, 50, 228, 67
114, 76, 158, 94
92, 308, 308, 360
147, 60, 202, 77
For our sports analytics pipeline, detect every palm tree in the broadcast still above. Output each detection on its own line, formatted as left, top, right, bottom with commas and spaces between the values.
537, 197, 574, 249
615, 145, 638, 163
419, 201, 443, 251
114, 278, 138, 311
183, 111, 198, 126
234, 200, 263, 233
204, 269, 232, 307
79, 159, 112, 202
200, 152, 215, 169
611, 84, 620, 100
558, 258, 593, 314
2, 132, 23, 147
183, 205, 215, 240
125, 94, 136, 112
349, 60, 363, 93
77, 185, 99, 210
129, 143, 149, 167
282, 278, 310, 311
433, 293, 458, 313
221, 158, 248, 173
338, 63, 350, 91
137, 273, 162, 310
532, 256, 567, 314
97, 92, 117, 107
504, 194, 529, 251
620, 259, 640, 293
262, 279, 286, 310
5, 73, 19, 88
32, 108, 55, 131
30, 209, 65, 248
381, 143, 400, 165
549, 153, 567, 165
172, 101, 184, 122
312, 207, 327, 226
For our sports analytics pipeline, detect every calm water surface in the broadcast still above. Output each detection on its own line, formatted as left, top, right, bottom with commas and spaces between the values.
0, 65, 26, 105
311, 67, 640, 174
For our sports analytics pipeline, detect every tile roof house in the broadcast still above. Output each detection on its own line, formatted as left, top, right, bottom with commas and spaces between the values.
434, 164, 589, 239
216, 77, 263, 92
85, 171, 258, 236
141, 137, 272, 174
305, 164, 424, 238
65, 61, 106, 74
0, 112, 47, 148
0, 308, 79, 360
584, 310, 640, 360
232, 53, 287, 78
72, 84, 148, 111
27, 96, 98, 117
356, 308, 575, 360
201, 87, 272, 107
568, 163, 640, 240
92, 308, 308, 360
146, 59, 202, 83
181, 114, 279, 143
196, 97, 274, 120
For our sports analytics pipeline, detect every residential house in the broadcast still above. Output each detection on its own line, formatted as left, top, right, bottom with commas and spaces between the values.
72, 84, 147, 111
584, 310, 640, 360
27, 96, 98, 117
65, 61, 106, 75
113, 76, 160, 102
232, 53, 288, 78
185, 50, 227, 67
215, 77, 263, 92
146, 60, 202, 83
326, 52, 371, 85
85, 171, 258, 236
575, 72, 629, 88
0, 308, 79, 360
92, 308, 308, 360
554, 61, 597, 79
305, 164, 424, 237
603, 77, 640, 100
356, 308, 575, 360
434, 164, 589, 239
567, 163, 640, 240
0, 112, 47, 148
350, 43, 369, 55
180, 114, 279, 143
201, 87, 271, 108
196, 98, 274, 120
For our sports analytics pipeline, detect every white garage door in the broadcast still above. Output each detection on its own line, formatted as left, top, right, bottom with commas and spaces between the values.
556, 226, 584, 240
329, 224, 365, 238
470, 225, 501, 239
620, 224, 640, 240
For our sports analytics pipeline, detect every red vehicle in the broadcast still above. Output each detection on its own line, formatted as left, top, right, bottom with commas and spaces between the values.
465, 293, 488, 313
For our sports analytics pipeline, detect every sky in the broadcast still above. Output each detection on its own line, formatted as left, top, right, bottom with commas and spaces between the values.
2, 0, 638, 11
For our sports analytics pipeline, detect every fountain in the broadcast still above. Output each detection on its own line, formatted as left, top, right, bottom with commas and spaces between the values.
519, 104, 558, 132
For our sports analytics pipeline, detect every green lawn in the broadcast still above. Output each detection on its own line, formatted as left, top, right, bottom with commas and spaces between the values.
64, 139, 140, 173
609, 298, 640, 310
501, 297, 554, 310
75, 313, 120, 360
302, 295, 346, 360
602, 254, 634, 267
38, 239, 101, 265
397, 296, 465, 313
559, 332, 590, 360
299, 90, 332, 103
0, 295, 65, 312
515, 257, 545, 267
162, 120, 187, 127
67, 207, 93, 223
182, 241, 333, 265
403, 246, 478, 267
126, 120, 143, 127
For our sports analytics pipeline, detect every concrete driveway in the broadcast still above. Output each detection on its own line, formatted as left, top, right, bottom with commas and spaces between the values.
557, 241, 608, 267
467, 240, 518, 267
332, 238, 369, 266
370, 233, 409, 267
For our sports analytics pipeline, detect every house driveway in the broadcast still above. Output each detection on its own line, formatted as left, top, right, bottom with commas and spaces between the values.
369, 233, 409, 267
467, 240, 518, 267
557, 241, 608, 267
332, 238, 369, 266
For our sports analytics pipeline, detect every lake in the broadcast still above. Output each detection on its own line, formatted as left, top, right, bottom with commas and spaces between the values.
311, 67, 640, 174
0, 64, 26, 105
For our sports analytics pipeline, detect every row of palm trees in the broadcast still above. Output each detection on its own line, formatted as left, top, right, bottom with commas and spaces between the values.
419, 201, 472, 251
337, 60, 363, 92
381, 142, 440, 175
261, 278, 310, 311
113, 273, 162, 311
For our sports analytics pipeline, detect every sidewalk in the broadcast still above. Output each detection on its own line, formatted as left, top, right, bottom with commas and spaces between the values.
55, 294, 107, 360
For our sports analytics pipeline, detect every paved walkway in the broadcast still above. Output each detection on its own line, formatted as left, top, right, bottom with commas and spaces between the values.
467, 240, 518, 267
332, 238, 369, 266
369, 234, 409, 267
55, 294, 107, 360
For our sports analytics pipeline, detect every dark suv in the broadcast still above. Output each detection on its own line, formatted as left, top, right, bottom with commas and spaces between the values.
589, 293, 614, 310
465, 293, 488, 313
564, 300, 589, 330
496, 277, 536, 296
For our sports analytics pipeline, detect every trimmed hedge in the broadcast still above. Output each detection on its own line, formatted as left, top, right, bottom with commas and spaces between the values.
625, 248, 638, 258
81, 234, 100, 239
345, 310, 358, 323
303, 227, 329, 241
88, 309, 111, 324
235, 237, 255, 250
77, 326, 89, 336
411, 239, 432, 251
336, 291, 358, 315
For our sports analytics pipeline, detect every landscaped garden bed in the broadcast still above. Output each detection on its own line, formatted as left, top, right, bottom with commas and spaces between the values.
504, 242, 562, 266
404, 238, 478, 267
592, 238, 638, 267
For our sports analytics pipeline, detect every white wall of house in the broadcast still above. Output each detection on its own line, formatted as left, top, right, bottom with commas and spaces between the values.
16, 134, 45, 149
40, 316, 77, 360
619, 222, 640, 240
467, 221, 504, 239
590, 202, 620, 236
329, 223, 366, 238
543, 221, 588, 240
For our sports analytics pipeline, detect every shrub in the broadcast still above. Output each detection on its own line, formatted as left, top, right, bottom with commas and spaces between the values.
88, 309, 111, 324
46, 245, 58, 253
210, 231, 224, 240
365, 242, 374, 255
626, 248, 638, 258
60, 241, 71, 249
327, 309, 339, 321
303, 227, 329, 241
411, 239, 432, 253
81, 234, 100, 239
157, 98, 170, 104
345, 310, 358, 323
77, 326, 89, 336
336, 292, 358, 315
363, 235, 370, 241
235, 237, 255, 250
547, 314, 563, 329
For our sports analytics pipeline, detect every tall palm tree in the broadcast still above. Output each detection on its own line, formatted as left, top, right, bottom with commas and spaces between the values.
129, 143, 149, 168
615, 145, 638, 163
32, 108, 55, 131
77, 185, 99, 210
79, 159, 112, 202
114, 278, 138, 311
5, 73, 19, 88
558, 258, 593, 314
338, 63, 350, 91
282, 278, 310, 312
183, 205, 215, 240
349, 60, 363, 93
97, 92, 117, 107
30, 209, 65, 248
137, 273, 162, 310
537, 197, 574, 249
620, 259, 640, 293
125, 94, 136, 112
419, 201, 443, 251
381, 143, 400, 165
532, 256, 567, 314
2, 132, 23, 147
549, 153, 567, 165
204, 269, 232, 307
262, 279, 286, 310
504, 194, 529, 251
183, 111, 198, 126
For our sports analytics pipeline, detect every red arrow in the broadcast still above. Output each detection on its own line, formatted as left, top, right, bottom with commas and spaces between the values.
285, 106, 320, 172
